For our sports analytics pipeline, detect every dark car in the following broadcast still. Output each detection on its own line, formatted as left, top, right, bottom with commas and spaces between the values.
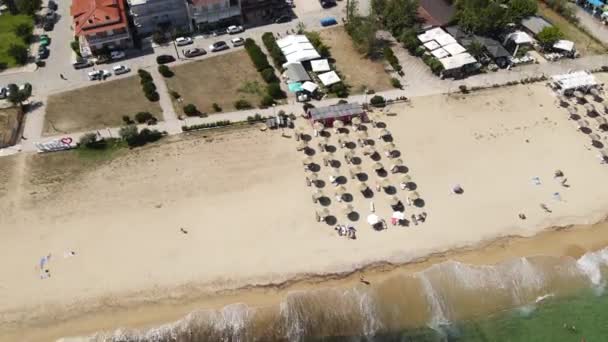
209, 41, 229, 52
48, 0, 58, 11
43, 21, 54, 31
212, 28, 227, 37
183, 48, 206, 58
274, 15, 291, 24
319, 0, 336, 7
37, 46, 49, 59
156, 54, 176, 64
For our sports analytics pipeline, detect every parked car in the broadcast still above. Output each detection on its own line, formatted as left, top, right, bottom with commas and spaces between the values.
231, 37, 245, 47
212, 28, 227, 37
48, 0, 58, 11
112, 65, 131, 75
37, 46, 49, 59
19, 83, 32, 95
5, 83, 17, 97
156, 54, 176, 64
43, 21, 54, 31
88, 70, 103, 81
274, 15, 291, 23
110, 50, 126, 60
320, 17, 337, 27
319, 0, 336, 8
39, 34, 51, 47
44, 10, 56, 22
183, 48, 206, 58
175, 37, 193, 46
209, 41, 229, 52
94, 55, 110, 65
0, 87, 7, 99
227, 25, 244, 34
73, 59, 93, 69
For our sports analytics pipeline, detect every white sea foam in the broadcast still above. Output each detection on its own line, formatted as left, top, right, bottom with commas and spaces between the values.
576, 247, 608, 286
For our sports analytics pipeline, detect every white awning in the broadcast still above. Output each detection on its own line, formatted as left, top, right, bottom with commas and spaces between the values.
423, 40, 440, 51
551, 71, 597, 92
277, 35, 321, 63
302, 81, 318, 93
318, 71, 341, 86
434, 33, 457, 47
506, 31, 533, 45
443, 43, 467, 56
310, 59, 330, 72
431, 48, 449, 59
553, 40, 574, 52
417, 27, 446, 43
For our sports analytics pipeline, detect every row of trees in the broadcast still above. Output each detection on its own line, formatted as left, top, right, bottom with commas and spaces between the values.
261, 33, 287, 70
456, 0, 538, 36
137, 69, 159, 102
243, 38, 285, 107
4, 0, 42, 16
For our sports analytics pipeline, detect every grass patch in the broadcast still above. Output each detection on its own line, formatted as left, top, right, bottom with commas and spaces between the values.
44, 76, 162, 136
319, 26, 392, 93
0, 106, 23, 147
75, 138, 128, 161
538, 3, 607, 56
165, 50, 266, 114
0, 15, 33, 69
238, 80, 265, 96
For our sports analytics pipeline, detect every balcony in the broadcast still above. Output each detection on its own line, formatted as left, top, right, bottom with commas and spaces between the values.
240, 0, 280, 10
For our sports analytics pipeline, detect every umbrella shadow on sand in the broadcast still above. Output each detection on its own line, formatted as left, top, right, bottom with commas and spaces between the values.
304, 148, 316, 156
319, 197, 331, 206
308, 163, 321, 172
342, 193, 354, 202
324, 216, 337, 225
351, 157, 363, 165
347, 211, 360, 222
301, 134, 312, 142
326, 145, 337, 153
315, 180, 326, 188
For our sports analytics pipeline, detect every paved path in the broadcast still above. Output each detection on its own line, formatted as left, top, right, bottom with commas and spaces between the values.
150, 67, 180, 131
575, 6, 608, 45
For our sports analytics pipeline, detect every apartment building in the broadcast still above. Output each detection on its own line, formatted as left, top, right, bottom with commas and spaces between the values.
127, 0, 190, 36
188, 0, 241, 30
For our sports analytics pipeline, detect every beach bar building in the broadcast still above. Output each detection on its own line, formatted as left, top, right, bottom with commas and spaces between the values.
307, 103, 364, 127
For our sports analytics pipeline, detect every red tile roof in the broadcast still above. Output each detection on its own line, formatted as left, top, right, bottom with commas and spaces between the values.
71, 0, 128, 36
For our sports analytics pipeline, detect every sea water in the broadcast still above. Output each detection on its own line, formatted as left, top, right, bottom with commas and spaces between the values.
75, 248, 608, 341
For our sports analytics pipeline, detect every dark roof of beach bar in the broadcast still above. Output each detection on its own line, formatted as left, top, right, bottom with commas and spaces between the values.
309, 103, 364, 122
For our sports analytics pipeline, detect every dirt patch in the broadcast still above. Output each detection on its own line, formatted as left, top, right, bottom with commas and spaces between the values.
0, 106, 23, 147
319, 26, 393, 94
165, 50, 266, 114
43, 76, 162, 136
539, 3, 607, 56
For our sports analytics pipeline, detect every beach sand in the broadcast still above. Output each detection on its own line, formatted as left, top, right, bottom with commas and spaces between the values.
2, 79, 608, 341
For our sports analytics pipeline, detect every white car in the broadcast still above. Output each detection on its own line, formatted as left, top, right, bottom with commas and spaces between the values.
231, 37, 245, 47
227, 25, 244, 34
175, 37, 193, 46
209, 41, 229, 52
112, 65, 130, 75
110, 50, 126, 60
88, 69, 111, 80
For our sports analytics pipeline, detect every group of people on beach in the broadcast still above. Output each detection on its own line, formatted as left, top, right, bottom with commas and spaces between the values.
334, 224, 357, 239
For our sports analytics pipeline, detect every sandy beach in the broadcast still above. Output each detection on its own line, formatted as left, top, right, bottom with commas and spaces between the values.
3, 76, 608, 341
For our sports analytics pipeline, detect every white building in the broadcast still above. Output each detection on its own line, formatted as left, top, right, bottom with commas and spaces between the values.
128, 0, 190, 36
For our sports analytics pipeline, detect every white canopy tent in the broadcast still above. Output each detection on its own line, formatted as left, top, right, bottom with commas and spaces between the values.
443, 43, 467, 56
553, 40, 575, 53
417, 27, 447, 43
434, 33, 457, 47
277, 35, 321, 64
318, 71, 341, 86
439, 53, 477, 71
423, 40, 440, 51
551, 71, 597, 93
302, 81, 319, 93
505, 31, 533, 45
311, 59, 330, 72
431, 48, 449, 59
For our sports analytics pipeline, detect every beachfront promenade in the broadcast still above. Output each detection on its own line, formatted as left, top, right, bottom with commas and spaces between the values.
1, 54, 606, 157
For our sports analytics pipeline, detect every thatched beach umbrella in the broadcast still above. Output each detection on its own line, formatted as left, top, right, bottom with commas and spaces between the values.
344, 150, 355, 161
574, 90, 585, 100
338, 131, 349, 140
603, 103, 608, 114
358, 182, 369, 192
577, 119, 590, 130
408, 191, 420, 204
321, 151, 333, 161
309, 172, 319, 182
296, 140, 308, 151
335, 185, 346, 197
342, 203, 354, 215
363, 145, 376, 156
388, 196, 400, 206
584, 103, 596, 114
333, 119, 344, 129
312, 189, 324, 202
589, 133, 602, 142
595, 116, 607, 125
352, 116, 362, 127
383, 142, 396, 151
318, 208, 330, 219
302, 156, 313, 165
313, 121, 325, 132
557, 95, 569, 107
567, 106, 578, 116
590, 88, 602, 101
390, 159, 403, 172
349, 165, 362, 179
357, 130, 368, 140
400, 174, 412, 184
378, 128, 391, 138
372, 161, 384, 171
379, 178, 391, 188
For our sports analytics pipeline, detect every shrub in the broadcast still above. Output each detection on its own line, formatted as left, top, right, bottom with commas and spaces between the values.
170, 90, 180, 99
384, 47, 401, 72
330, 83, 348, 98
182, 121, 232, 131
267, 82, 285, 99
158, 64, 174, 77
261, 68, 278, 83
8, 44, 28, 65
247, 113, 265, 122
142, 81, 156, 94
138, 69, 152, 81
135, 111, 154, 123
234, 99, 253, 110
260, 95, 275, 107
459, 85, 469, 94
212, 103, 222, 112
145, 91, 159, 102
79, 132, 98, 147
14, 22, 33, 42
414, 46, 425, 57
152, 31, 169, 45
537, 26, 563, 49
370, 95, 386, 107
400, 29, 419, 54
391, 77, 402, 89
262, 32, 287, 68
244, 38, 271, 71
119, 125, 140, 146
139, 128, 163, 143
70, 40, 81, 57
122, 115, 134, 124
183, 103, 199, 116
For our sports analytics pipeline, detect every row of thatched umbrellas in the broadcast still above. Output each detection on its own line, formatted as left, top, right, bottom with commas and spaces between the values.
301, 114, 421, 223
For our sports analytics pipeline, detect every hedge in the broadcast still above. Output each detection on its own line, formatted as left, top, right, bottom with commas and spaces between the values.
384, 47, 402, 72
262, 32, 287, 69
182, 120, 232, 131
244, 38, 271, 71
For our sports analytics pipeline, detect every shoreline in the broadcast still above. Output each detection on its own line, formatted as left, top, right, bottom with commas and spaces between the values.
4, 219, 608, 342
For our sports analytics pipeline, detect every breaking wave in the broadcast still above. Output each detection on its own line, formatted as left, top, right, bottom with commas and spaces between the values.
64, 247, 608, 342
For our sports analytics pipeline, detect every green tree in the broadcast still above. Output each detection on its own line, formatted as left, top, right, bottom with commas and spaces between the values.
537, 26, 563, 48
6, 84, 31, 106
468, 41, 485, 59
296, 21, 306, 34
14, 22, 33, 42
371, 0, 387, 16
157, 64, 174, 77
135, 112, 154, 123
8, 44, 28, 65
183, 103, 199, 116
508, 0, 538, 22
267, 82, 285, 99
383, 0, 419, 36
15, 0, 41, 15
119, 125, 140, 146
